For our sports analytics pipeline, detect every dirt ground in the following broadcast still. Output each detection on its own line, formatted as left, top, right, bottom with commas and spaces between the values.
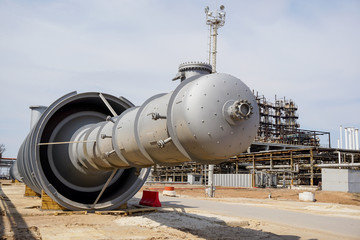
1, 181, 360, 240
143, 184, 360, 206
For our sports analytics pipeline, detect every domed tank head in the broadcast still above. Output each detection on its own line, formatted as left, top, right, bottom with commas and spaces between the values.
167, 72, 259, 164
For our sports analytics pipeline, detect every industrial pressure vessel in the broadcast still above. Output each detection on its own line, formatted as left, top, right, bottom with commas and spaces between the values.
16, 62, 259, 210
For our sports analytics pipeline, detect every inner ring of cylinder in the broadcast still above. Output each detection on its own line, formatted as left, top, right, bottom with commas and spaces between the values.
47, 111, 121, 192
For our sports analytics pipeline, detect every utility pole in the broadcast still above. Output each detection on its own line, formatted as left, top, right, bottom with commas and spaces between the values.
204, 4, 226, 197
205, 4, 226, 73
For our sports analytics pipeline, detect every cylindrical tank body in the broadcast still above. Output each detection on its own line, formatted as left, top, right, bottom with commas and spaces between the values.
10, 161, 21, 182
11, 105, 47, 182
17, 63, 259, 210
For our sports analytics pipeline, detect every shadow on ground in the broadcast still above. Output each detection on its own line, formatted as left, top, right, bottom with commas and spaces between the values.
0, 184, 40, 240
130, 196, 301, 240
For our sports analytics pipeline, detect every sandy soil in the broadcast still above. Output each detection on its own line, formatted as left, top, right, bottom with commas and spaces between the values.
1, 181, 359, 240
143, 184, 360, 206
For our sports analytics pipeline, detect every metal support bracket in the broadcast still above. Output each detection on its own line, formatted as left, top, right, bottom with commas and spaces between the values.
99, 93, 118, 117
91, 169, 118, 209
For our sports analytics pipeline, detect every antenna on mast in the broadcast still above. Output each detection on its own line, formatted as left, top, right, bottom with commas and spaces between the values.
205, 4, 226, 73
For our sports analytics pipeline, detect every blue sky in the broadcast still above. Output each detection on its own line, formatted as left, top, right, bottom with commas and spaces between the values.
0, 0, 359, 157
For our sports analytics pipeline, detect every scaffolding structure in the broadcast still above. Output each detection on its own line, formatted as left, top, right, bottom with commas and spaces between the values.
149, 162, 247, 184
149, 162, 203, 183
232, 147, 360, 187
151, 148, 360, 187
0, 158, 15, 180
255, 93, 330, 147
256, 94, 298, 141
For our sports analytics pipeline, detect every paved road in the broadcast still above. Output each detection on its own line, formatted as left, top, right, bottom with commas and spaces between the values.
154, 195, 360, 239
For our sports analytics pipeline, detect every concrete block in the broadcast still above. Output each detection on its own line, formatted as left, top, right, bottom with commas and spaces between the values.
299, 192, 315, 202
322, 168, 360, 193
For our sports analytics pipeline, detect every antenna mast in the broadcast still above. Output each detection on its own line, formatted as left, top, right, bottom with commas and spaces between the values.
205, 4, 226, 73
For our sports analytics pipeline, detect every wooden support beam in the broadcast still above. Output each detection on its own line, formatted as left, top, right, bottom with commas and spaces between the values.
95, 207, 157, 216
54, 211, 87, 216
24, 185, 40, 197
41, 190, 66, 210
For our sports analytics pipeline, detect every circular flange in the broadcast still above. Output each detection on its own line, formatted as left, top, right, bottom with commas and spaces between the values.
178, 62, 212, 74
17, 92, 150, 210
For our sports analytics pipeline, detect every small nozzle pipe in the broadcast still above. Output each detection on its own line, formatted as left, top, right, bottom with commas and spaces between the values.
157, 137, 172, 148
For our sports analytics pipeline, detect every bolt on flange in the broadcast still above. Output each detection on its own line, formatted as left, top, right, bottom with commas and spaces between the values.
229, 99, 253, 121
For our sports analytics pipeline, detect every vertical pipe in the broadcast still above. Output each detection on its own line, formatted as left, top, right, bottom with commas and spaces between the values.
355, 128, 359, 150
252, 155, 255, 187
290, 150, 293, 186
203, 165, 207, 186
282, 172, 286, 187
310, 149, 314, 187
351, 128, 356, 150
345, 128, 348, 149
340, 125, 343, 148
208, 164, 214, 197
208, 25, 212, 64
211, 25, 218, 73
181, 165, 184, 182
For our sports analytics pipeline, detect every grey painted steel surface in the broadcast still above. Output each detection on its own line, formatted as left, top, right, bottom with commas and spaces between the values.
29, 106, 47, 129
167, 72, 259, 164
9, 161, 21, 181
322, 168, 360, 193
213, 174, 252, 188
69, 67, 259, 170
17, 64, 259, 210
13, 105, 47, 182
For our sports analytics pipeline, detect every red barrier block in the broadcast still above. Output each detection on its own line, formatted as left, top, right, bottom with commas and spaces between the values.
139, 190, 162, 207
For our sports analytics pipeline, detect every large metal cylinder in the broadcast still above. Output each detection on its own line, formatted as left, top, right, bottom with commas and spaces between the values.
16, 63, 259, 210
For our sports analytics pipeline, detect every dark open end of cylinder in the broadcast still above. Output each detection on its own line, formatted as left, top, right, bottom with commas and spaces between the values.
17, 92, 150, 210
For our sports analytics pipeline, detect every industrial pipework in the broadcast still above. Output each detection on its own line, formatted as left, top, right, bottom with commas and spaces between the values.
15, 62, 259, 210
